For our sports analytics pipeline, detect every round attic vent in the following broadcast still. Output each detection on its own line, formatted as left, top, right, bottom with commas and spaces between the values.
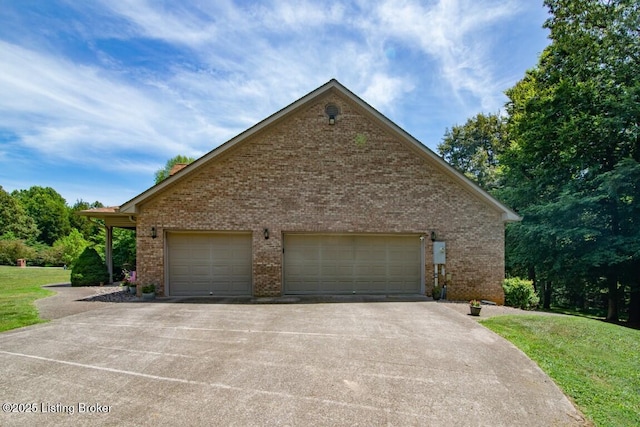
325, 104, 340, 118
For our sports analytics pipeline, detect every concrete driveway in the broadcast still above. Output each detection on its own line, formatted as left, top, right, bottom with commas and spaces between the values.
1, 294, 585, 426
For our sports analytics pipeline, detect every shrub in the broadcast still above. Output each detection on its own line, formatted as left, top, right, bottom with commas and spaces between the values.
0, 239, 35, 265
71, 247, 109, 286
31, 243, 63, 267
503, 277, 539, 310
141, 284, 155, 294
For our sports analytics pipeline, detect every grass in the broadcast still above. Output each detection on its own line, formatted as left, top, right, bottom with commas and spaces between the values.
0, 266, 70, 332
481, 314, 640, 427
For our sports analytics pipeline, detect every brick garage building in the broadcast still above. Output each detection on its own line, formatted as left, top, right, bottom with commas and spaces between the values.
101, 80, 520, 303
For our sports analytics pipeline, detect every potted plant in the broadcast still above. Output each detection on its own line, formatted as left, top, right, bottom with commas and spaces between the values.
128, 282, 138, 295
121, 269, 136, 294
141, 284, 156, 300
432, 285, 441, 301
469, 299, 482, 316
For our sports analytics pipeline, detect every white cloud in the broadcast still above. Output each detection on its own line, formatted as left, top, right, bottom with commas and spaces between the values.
96, 0, 224, 46
92, 0, 409, 112
252, 1, 347, 30
362, 74, 415, 110
368, 0, 522, 110
0, 0, 539, 205
0, 41, 219, 167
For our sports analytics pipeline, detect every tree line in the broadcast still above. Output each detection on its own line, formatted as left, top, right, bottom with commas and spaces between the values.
439, 0, 639, 323
0, 185, 135, 278
0, 154, 194, 275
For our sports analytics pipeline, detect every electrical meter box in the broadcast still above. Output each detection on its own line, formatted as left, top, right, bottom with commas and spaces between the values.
433, 241, 446, 264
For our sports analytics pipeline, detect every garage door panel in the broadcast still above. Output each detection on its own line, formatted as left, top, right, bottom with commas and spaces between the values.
170, 265, 190, 275
389, 281, 420, 293
355, 265, 386, 276
190, 253, 210, 263
191, 265, 210, 275
323, 251, 352, 263
172, 280, 209, 296
230, 265, 251, 275
322, 280, 348, 293
284, 234, 421, 294
286, 280, 318, 293
321, 264, 352, 275
168, 232, 252, 296
356, 281, 386, 292
212, 265, 231, 275
288, 265, 310, 276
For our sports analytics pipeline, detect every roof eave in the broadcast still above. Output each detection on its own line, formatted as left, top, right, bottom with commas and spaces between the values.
76, 208, 137, 228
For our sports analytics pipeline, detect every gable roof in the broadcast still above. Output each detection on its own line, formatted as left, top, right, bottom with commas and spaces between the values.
120, 79, 520, 222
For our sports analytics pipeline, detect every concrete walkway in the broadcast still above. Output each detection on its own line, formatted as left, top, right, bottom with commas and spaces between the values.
0, 286, 586, 426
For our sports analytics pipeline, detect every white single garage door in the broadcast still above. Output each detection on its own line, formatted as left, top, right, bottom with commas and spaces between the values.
284, 234, 422, 294
167, 232, 252, 296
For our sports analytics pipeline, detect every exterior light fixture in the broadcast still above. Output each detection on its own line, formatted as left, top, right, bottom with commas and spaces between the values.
430, 231, 437, 242
263, 228, 269, 240
329, 115, 335, 125
151, 227, 157, 239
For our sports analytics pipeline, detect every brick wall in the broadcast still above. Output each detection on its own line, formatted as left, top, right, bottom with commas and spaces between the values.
136, 90, 506, 303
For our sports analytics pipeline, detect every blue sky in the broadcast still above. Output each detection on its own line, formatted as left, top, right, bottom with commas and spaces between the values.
0, 1, 550, 207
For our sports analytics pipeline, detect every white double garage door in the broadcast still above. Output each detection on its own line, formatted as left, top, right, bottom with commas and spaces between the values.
167, 232, 422, 296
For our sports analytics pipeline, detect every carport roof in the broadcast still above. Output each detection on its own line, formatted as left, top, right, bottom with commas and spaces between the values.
118, 79, 521, 222
76, 206, 136, 229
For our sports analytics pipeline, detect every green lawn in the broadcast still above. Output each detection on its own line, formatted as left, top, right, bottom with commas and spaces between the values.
0, 266, 70, 332
481, 314, 640, 427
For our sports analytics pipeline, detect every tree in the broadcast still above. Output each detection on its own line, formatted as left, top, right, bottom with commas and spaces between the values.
69, 200, 104, 242
501, 0, 640, 321
71, 247, 109, 286
438, 113, 509, 192
53, 228, 89, 268
112, 228, 136, 279
0, 186, 38, 241
154, 155, 195, 184
12, 186, 71, 245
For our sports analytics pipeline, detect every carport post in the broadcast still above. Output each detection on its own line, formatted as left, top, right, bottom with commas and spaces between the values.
105, 225, 113, 283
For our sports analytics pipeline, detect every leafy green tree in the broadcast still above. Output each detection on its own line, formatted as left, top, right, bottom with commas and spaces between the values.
12, 186, 71, 245
69, 200, 104, 242
154, 155, 195, 184
112, 228, 136, 280
501, 0, 640, 321
53, 229, 89, 268
438, 113, 508, 192
0, 186, 38, 241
